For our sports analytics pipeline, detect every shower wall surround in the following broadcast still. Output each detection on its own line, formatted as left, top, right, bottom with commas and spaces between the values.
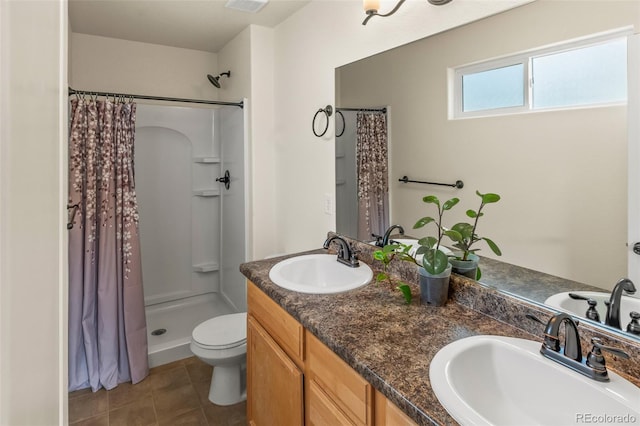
136, 105, 223, 305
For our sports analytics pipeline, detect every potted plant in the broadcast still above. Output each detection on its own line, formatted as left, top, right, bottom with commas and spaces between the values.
374, 195, 459, 306
444, 190, 502, 279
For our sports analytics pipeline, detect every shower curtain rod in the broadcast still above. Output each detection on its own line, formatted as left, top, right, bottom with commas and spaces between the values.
68, 87, 244, 108
336, 107, 387, 113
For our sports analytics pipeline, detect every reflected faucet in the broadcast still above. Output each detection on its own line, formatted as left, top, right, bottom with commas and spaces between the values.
323, 235, 360, 268
381, 225, 405, 247
605, 278, 637, 329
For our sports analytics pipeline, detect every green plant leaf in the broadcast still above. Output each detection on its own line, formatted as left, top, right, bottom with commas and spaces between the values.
466, 209, 478, 218
444, 229, 463, 243
476, 266, 482, 280
451, 222, 473, 240
373, 251, 385, 261
413, 216, 435, 229
422, 249, 449, 275
477, 191, 501, 204
399, 244, 412, 254
416, 236, 438, 250
482, 237, 502, 256
382, 244, 400, 253
376, 272, 389, 282
422, 195, 440, 207
442, 198, 460, 210
396, 284, 412, 304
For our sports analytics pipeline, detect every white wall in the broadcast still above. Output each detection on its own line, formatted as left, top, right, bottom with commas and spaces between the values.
248, 26, 277, 260
70, 33, 218, 100
337, 0, 640, 289
270, 0, 532, 255
0, 1, 68, 424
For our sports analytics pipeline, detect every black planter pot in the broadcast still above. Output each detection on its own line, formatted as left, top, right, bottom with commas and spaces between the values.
449, 253, 479, 280
418, 264, 452, 306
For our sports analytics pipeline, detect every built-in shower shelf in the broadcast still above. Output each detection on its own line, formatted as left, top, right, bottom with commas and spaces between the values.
193, 156, 220, 164
193, 189, 220, 197
192, 262, 219, 273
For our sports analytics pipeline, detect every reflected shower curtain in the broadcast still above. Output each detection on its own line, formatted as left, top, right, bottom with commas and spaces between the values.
356, 112, 389, 241
68, 98, 149, 392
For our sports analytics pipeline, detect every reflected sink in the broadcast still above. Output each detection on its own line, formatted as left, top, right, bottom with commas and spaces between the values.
268, 254, 373, 294
369, 238, 452, 260
545, 291, 640, 330
430, 335, 640, 426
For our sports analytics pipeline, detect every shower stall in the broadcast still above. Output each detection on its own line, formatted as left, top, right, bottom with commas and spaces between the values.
135, 103, 247, 367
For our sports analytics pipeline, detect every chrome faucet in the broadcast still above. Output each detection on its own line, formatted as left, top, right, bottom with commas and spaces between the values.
382, 224, 405, 247
605, 278, 637, 329
528, 313, 630, 382
323, 235, 360, 268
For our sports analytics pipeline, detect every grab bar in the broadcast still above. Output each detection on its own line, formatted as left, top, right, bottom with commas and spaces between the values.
399, 175, 464, 189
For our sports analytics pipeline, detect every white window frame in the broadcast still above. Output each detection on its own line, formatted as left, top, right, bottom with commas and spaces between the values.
449, 28, 633, 120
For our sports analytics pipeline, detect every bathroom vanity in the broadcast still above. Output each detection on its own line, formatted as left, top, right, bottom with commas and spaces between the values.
247, 280, 416, 425
241, 242, 640, 425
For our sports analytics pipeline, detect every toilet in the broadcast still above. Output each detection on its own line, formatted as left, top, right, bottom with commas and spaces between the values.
190, 312, 247, 406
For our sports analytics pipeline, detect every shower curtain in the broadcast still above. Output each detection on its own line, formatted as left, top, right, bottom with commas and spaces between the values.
356, 112, 389, 241
68, 98, 149, 392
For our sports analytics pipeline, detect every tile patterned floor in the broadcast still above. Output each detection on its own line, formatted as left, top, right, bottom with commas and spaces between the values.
68, 357, 246, 426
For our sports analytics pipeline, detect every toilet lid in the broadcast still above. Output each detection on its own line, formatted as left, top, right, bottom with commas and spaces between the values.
192, 312, 247, 349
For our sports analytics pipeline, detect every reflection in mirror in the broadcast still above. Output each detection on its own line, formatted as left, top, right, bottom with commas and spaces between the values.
335, 108, 389, 241
335, 0, 640, 339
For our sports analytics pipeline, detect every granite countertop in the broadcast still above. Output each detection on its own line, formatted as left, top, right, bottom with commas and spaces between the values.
478, 256, 604, 305
240, 249, 544, 426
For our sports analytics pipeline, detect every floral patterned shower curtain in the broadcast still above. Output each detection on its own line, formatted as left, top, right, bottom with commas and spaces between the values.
356, 112, 389, 241
68, 98, 148, 392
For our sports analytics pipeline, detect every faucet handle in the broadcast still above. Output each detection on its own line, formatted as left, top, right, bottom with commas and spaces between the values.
627, 311, 640, 335
587, 337, 630, 373
526, 314, 545, 325
348, 249, 360, 267
589, 337, 630, 359
585, 299, 601, 322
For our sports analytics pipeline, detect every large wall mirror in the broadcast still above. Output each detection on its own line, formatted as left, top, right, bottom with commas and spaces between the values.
335, 0, 640, 340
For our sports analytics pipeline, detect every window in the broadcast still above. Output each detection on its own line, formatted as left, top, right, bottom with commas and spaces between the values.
462, 63, 525, 112
452, 31, 629, 118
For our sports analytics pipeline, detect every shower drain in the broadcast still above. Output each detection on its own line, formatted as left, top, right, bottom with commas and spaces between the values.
151, 328, 167, 336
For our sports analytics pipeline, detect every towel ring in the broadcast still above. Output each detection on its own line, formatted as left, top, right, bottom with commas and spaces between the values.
312, 105, 333, 137
335, 110, 345, 138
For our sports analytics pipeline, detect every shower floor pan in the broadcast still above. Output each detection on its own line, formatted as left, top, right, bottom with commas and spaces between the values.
145, 292, 236, 368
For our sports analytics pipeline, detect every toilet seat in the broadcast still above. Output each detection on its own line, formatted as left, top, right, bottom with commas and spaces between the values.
192, 312, 247, 350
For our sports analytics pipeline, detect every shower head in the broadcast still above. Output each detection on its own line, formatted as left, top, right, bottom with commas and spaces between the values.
207, 71, 231, 88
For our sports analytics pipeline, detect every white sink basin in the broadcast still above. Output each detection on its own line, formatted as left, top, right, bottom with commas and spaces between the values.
268, 254, 373, 294
430, 335, 640, 426
545, 291, 640, 330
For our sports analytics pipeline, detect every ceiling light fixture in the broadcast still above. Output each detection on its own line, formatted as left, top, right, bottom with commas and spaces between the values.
225, 0, 268, 13
362, 0, 453, 25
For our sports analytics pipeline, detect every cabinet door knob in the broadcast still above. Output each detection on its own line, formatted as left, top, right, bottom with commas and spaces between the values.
633, 242, 640, 255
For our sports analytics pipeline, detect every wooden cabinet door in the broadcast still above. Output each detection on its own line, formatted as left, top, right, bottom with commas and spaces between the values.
247, 316, 304, 426
306, 332, 373, 425
373, 391, 418, 426
308, 378, 356, 426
